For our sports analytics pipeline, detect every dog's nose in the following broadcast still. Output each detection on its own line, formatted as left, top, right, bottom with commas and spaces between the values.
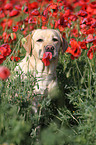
45, 45, 54, 51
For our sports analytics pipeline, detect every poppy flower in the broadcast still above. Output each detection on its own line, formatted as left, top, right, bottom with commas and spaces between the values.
78, 40, 87, 50
0, 8, 5, 18
3, 32, 10, 43
42, 52, 52, 66
28, 17, 37, 24
28, 2, 38, 11
0, 66, 10, 80
66, 39, 81, 58
90, 1, 96, 9
87, 45, 96, 60
77, 10, 88, 17
15, 5, 22, 10
92, 21, 96, 28
0, 55, 6, 64
48, 4, 58, 16
11, 56, 20, 62
0, 44, 11, 64
4, 3, 13, 10
30, 9, 40, 16
12, 25, 19, 32
0, 36, 2, 40
86, 34, 94, 43
9, 9, 19, 17
0, 44, 11, 57
1, 19, 13, 30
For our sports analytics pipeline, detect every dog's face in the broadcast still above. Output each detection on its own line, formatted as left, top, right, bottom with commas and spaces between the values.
22, 29, 68, 60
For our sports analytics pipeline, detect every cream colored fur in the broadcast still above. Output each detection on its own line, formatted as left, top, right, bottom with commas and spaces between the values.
15, 29, 68, 96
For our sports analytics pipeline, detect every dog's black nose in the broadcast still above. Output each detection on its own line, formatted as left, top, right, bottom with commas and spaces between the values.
45, 45, 54, 51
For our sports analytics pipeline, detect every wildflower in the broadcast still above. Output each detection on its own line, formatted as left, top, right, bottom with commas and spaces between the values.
0, 66, 10, 80
12, 25, 19, 32
28, 2, 38, 11
90, 1, 96, 9
0, 44, 11, 64
87, 45, 96, 59
30, 9, 40, 16
9, 9, 20, 17
86, 34, 94, 43
78, 40, 87, 50
15, 5, 22, 10
77, 10, 88, 17
4, 3, 13, 10
11, 56, 20, 62
42, 52, 52, 66
66, 39, 81, 59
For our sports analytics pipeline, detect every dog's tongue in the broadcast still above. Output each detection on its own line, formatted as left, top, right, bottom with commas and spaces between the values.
42, 52, 52, 66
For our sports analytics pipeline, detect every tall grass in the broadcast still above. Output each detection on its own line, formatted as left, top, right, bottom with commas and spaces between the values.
0, 0, 96, 145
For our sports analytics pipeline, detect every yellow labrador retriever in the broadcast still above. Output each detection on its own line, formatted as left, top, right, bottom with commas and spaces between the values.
16, 29, 68, 96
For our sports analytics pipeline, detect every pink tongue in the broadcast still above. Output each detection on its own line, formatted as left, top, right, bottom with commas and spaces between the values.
42, 52, 52, 66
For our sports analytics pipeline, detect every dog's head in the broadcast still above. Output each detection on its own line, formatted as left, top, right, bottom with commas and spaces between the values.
22, 29, 68, 60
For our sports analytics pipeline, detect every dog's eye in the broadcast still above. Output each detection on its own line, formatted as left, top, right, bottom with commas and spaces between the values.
37, 39, 43, 42
52, 38, 58, 42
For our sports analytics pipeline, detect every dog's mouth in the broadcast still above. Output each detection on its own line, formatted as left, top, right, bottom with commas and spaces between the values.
42, 52, 52, 66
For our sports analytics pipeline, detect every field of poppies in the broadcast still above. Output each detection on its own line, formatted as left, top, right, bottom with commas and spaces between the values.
0, 0, 96, 145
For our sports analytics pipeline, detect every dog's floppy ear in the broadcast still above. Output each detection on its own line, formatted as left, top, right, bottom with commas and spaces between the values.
22, 34, 31, 54
61, 36, 68, 54
22, 30, 35, 54
55, 30, 68, 54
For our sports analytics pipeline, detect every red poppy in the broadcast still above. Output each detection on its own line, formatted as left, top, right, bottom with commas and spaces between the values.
90, 1, 96, 9
0, 58, 6, 64
78, 40, 87, 50
92, 21, 96, 28
15, 5, 22, 10
9, 9, 20, 17
4, 3, 13, 10
86, 34, 94, 43
0, 44, 11, 64
12, 25, 19, 32
70, 28, 79, 37
11, 56, 20, 62
66, 39, 81, 58
3, 32, 10, 43
28, 2, 38, 11
48, 4, 58, 16
42, 52, 52, 66
30, 9, 40, 16
0, 8, 5, 18
28, 17, 37, 24
1, 19, 13, 30
0, 66, 10, 80
0, 44, 11, 57
0, 36, 2, 40
87, 45, 96, 60
77, 10, 88, 17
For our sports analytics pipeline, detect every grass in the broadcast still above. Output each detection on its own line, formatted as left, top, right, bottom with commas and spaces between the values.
0, 0, 96, 145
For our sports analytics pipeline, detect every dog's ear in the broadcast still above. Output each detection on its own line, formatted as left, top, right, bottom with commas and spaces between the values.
22, 34, 31, 54
55, 30, 68, 54
61, 36, 68, 54
22, 30, 35, 54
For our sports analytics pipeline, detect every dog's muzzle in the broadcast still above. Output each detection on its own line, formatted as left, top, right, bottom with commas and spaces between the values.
45, 45, 57, 57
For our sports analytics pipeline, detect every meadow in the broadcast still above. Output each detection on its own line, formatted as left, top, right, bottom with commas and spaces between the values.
0, 0, 96, 145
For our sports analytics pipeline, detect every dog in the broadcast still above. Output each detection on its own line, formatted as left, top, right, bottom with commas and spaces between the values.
15, 29, 68, 96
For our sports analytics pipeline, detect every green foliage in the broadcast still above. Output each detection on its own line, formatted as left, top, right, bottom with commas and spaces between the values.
0, 1, 96, 144
1, 50, 96, 145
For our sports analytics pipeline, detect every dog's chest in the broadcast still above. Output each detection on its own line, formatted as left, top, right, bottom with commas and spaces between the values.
34, 64, 57, 94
